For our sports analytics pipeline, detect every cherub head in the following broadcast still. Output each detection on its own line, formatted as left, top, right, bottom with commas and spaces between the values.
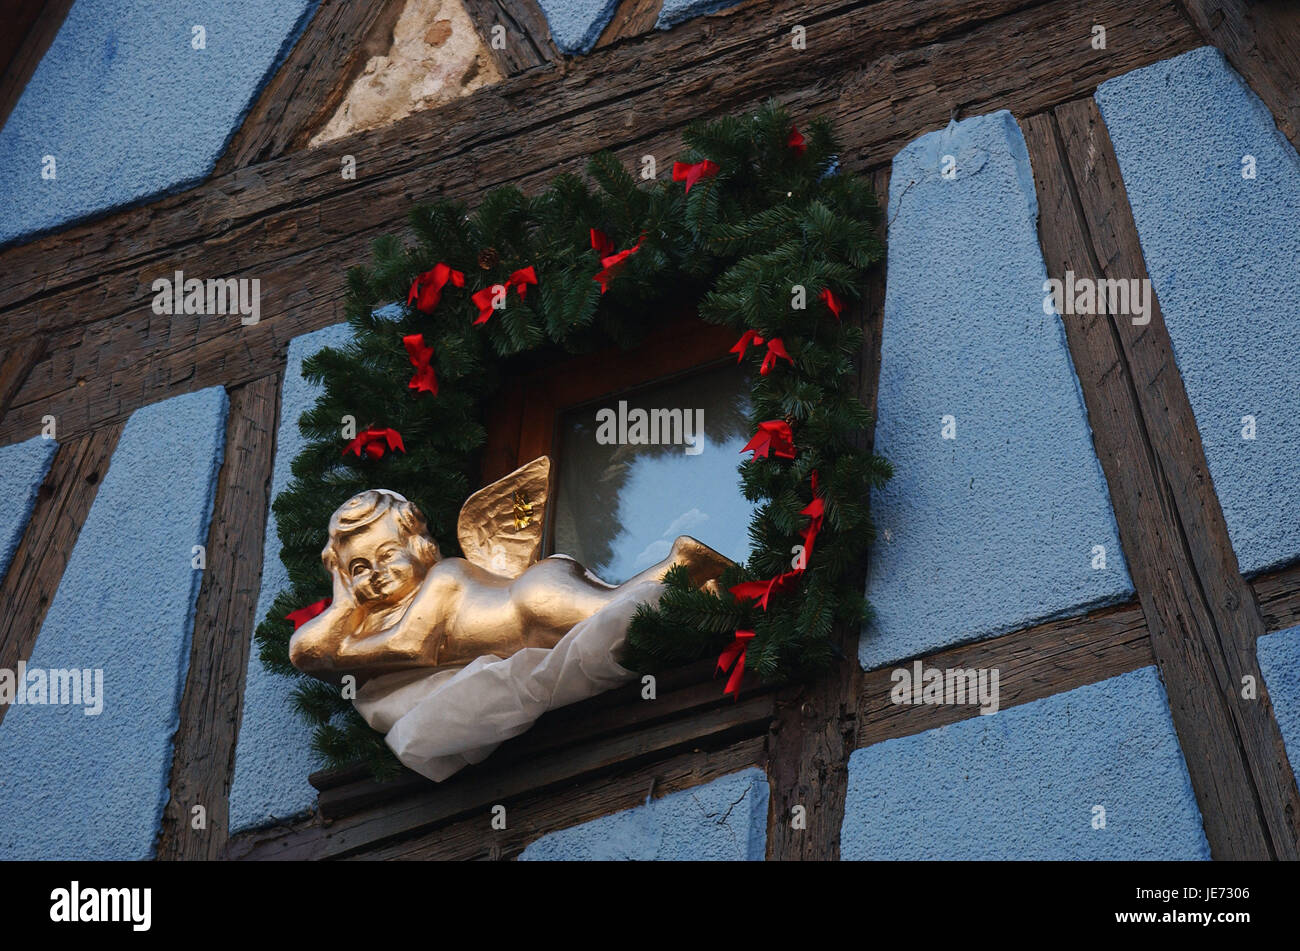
322, 490, 439, 607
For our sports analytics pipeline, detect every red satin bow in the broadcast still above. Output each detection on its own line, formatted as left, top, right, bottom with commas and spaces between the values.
408, 263, 465, 313
730, 331, 792, 376
798, 469, 825, 567
403, 333, 437, 395
342, 427, 405, 459
672, 159, 720, 194
472, 266, 537, 324
717, 629, 755, 696
286, 598, 331, 631
590, 228, 615, 257
820, 287, 844, 320
788, 125, 806, 155
729, 571, 800, 610
741, 420, 796, 460
593, 235, 645, 294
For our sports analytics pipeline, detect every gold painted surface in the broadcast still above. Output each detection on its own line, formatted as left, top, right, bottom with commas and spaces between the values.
289, 456, 733, 684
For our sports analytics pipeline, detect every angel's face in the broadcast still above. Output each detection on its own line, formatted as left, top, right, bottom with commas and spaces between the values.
338, 512, 427, 607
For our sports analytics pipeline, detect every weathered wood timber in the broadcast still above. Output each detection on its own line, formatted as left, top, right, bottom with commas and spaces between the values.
460, 0, 563, 74
157, 374, 281, 860
1024, 101, 1300, 859
0, 423, 123, 728
595, 0, 665, 49
0, 0, 1200, 448
228, 691, 776, 859
214, 0, 409, 174
0, 0, 74, 133
1179, 0, 1300, 152
858, 601, 1154, 747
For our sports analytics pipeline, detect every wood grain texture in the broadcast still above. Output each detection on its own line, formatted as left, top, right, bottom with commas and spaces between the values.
214, 0, 408, 174
0, 337, 44, 420
0, 423, 122, 728
1024, 101, 1299, 859
227, 690, 775, 858
0, 0, 74, 133
156, 374, 281, 860
358, 738, 766, 859
1179, 0, 1300, 152
0, 0, 1200, 448
1252, 563, 1300, 636
595, 0, 664, 49
762, 166, 888, 861
460, 0, 561, 74
857, 601, 1154, 747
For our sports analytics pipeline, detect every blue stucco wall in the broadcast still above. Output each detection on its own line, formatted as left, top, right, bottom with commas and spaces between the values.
0, 436, 57, 583
228, 322, 352, 832
841, 666, 1210, 859
1095, 47, 1300, 577
1258, 625, 1300, 780
535, 0, 620, 54
655, 0, 742, 30
0, 0, 318, 247
520, 766, 769, 860
861, 109, 1133, 671
0, 387, 227, 860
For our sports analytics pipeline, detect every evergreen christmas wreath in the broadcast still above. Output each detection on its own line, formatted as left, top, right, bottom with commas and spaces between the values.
257, 101, 891, 776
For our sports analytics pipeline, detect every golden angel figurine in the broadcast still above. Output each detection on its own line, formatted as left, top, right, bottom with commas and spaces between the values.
289, 456, 732, 684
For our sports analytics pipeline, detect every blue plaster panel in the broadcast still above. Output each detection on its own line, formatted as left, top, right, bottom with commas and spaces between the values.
841, 666, 1210, 860
861, 110, 1133, 671
1258, 625, 1300, 779
519, 766, 769, 860
228, 323, 353, 832
655, 0, 742, 30
1095, 47, 1300, 577
534, 0, 620, 54
0, 387, 227, 860
0, 0, 318, 247
0, 436, 57, 583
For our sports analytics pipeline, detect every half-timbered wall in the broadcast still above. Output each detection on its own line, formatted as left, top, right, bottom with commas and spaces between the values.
0, 0, 1297, 862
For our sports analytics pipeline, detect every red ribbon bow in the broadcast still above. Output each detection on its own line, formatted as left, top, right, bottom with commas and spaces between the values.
593, 235, 645, 294
717, 629, 755, 696
590, 228, 615, 257
741, 420, 796, 460
402, 333, 437, 395
819, 287, 844, 320
729, 571, 800, 611
286, 598, 331, 631
788, 125, 806, 155
408, 262, 465, 314
798, 469, 825, 567
730, 331, 793, 376
342, 427, 405, 459
672, 159, 720, 194
471, 266, 538, 324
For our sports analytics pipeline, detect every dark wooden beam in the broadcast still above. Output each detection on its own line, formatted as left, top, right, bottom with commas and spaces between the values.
1253, 563, 1300, 636
858, 601, 1154, 747
460, 0, 561, 74
156, 374, 281, 860
0, 423, 122, 728
0, 0, 74, 133
227, 690, 775, 859
214, 0, 408, 174
0, 337, 43, 420
0, 0, 1200, 448
1178, 0, 1300, 152
762, 166, 888, 861
350, 738, 766, 859
595, 0, 664, 49
1023, 100, 1300, 859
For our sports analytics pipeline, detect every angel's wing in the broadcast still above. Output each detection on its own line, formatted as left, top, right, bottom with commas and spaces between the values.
457, 456, 554, 577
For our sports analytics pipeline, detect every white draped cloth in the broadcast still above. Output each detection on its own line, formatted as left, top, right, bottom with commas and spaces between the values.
353, 580, 660, 781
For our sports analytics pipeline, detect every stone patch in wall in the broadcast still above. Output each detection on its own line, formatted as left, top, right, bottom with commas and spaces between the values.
310, 0, 501, 146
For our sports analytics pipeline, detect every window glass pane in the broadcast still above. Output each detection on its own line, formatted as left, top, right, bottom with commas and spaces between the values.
552, 364, 756, 583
